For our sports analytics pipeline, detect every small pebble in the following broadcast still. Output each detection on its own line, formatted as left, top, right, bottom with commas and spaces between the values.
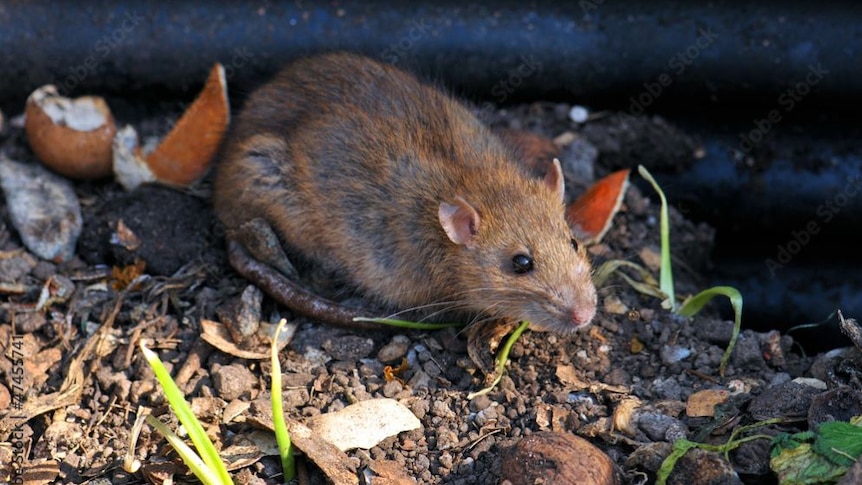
382, 379, 403, 398
569, 105, 589, 123
322, 335, 375, 361
211, 363, 257, 401
0, 157, 82, 262
469, 395, 492, 412
377, 335, 411, 363
660, 344, 691, 364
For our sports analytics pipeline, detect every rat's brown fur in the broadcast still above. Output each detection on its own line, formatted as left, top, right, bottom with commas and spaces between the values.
213, 52, 596, 332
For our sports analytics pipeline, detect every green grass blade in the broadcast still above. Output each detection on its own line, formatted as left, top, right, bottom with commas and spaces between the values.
638, 165, 675, 310
270, 319, 295, 482
657, 439, 698, 485
593, 259, 666, 300
467, 321, 531, 399
140, 343, 233, 484
353, 317, 460, 330
145, 415, 221, 485
678, 286, 743, 377
593, 259, 659, 288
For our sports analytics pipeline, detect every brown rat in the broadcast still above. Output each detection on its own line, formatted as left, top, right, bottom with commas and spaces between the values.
213, 52, 596, 333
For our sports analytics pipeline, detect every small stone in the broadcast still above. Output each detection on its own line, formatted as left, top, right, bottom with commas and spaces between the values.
558, 136, 597, 190
407, 369, 431, 391
469, 395, 492, 412
431, 400, 454, 419
695, 319, 735, 344
382, 379, 403, 398
660, 345, 691, 365
322, 335, 375, 361
377, 335, 411, 363
211, 363, 257, 401
435, 429, 459, 450
731, 330, 766, 369
569, 105, 589, 124
409, 397, 430, 420
665, 448, 742, 485
15, 311, 47, 333
808, 386, 862, 430
31, 260, 57, 280
749, 380, 820, 421
637, 412, 687, 442
438, 452, 454, 470
0, 157, 82, 262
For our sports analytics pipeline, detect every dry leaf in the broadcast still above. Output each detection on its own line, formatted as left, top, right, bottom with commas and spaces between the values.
686, 389, 730, 417
111, 259, 146, 291
367, 459, 419, 485
289, 419, 360, 485
199, 319, 291, 360
384, 358, 409, 383
308, 398, 422, 451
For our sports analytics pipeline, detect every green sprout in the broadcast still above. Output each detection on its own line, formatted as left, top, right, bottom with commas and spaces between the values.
353, 316, 460, 330
140, 342, 233, 485
657, 419, 780, 485
270, 318, 295, 482
595, 165, 744, 377
467, 320, 531, 399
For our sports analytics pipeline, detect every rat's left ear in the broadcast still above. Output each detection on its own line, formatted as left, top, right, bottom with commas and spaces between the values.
543, 158, 565, 204
439, 196, 481, 248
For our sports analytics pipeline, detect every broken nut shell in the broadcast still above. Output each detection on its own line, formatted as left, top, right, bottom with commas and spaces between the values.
25, 85, 116, 179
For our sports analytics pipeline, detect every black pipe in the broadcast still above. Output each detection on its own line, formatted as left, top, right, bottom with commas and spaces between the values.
1, 1, 860, 113
2, 0, 860, 338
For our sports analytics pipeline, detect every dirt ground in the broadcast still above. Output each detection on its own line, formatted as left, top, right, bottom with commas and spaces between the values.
1, 98, 860, 485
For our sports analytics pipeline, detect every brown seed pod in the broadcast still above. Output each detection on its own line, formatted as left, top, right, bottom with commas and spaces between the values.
501, 431, 620, 485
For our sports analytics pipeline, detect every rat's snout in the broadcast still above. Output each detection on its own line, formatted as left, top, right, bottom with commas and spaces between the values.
570, 284, 597, 328
571, 303, 596, 328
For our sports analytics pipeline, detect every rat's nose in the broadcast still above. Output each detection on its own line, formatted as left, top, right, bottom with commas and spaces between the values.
571, 304, 596, 328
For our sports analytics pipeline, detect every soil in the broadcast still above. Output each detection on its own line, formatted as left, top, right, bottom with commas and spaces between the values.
1, 99, 861, 485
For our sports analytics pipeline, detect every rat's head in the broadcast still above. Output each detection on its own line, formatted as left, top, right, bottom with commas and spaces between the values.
438, 159, 597, 333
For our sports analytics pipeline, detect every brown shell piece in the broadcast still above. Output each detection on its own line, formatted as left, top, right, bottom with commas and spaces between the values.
25, 85, 116, 179
144, 63, 230, 186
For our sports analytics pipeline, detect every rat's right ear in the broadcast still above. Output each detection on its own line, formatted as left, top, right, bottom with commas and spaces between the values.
543, 158, 565, 204
439, 196, 480, 248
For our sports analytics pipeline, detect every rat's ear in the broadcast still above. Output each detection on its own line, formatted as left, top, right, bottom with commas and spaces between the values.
543, 158, 565, 204
439, 196, 480, 248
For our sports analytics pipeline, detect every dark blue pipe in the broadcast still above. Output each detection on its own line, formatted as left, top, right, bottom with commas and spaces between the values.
1, 1, 860, 112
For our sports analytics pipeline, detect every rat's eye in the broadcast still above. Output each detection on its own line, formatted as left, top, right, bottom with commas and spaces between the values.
512, 254, 534, 274
571, 238, 580, 252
